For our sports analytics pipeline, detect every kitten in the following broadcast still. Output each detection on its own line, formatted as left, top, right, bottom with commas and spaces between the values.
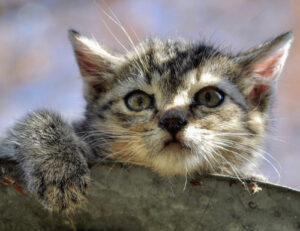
0, 30, 293, 212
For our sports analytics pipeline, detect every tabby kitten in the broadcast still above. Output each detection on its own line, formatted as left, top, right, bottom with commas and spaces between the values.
0, 30, 293, 212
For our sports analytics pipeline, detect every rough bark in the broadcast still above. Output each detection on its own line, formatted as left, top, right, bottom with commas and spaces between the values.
0, 161, 300, 231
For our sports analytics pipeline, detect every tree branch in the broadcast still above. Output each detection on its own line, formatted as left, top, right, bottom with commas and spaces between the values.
0, 160, 299, 230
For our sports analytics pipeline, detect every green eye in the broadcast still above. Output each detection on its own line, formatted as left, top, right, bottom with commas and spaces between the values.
125, 90, 153, 112
195, 87, 224, 108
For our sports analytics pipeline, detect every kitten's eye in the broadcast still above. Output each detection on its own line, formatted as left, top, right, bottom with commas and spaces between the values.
125, 90, 153, 112
195, 87, 224, 108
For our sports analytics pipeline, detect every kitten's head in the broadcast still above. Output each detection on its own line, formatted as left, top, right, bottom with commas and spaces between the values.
70, 30, 293, 176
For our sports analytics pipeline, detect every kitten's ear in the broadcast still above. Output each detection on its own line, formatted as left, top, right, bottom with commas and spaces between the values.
68, 29, 122, 77
235, 32, 293, 110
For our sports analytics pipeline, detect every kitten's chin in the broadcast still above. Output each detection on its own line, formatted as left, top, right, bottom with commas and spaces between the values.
151, 147, 197, 176
151, 152, 201, 176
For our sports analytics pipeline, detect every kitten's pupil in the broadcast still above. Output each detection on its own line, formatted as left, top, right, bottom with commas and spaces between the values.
205, 92, 211, 102
137, 96, 144, 106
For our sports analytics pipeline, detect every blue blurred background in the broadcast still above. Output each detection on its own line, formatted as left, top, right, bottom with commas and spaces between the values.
0, 0, 299, 188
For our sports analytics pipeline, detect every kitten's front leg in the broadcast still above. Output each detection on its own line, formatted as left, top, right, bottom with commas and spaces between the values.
0, 111, 90, 212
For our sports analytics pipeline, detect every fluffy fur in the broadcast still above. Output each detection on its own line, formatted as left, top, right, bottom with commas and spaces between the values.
0, 30, 293, 212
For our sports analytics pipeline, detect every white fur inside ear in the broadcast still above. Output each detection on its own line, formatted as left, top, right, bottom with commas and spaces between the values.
69, 31, 120, 62
74, 35, 120, 62
237, 32, 293, 107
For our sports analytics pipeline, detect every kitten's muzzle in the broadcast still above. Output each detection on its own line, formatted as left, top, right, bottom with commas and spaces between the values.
159, 109, 188, 135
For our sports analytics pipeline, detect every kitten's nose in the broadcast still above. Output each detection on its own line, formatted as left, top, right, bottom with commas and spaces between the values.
159, 109, 188, 135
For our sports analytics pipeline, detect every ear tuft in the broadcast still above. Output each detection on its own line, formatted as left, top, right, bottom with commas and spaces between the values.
68, 29, 80, 37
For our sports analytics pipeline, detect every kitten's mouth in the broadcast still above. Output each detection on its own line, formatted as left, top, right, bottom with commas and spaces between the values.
164, 136, 188, 151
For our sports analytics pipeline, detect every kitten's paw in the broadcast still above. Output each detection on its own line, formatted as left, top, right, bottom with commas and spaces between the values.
31, 162, 90, 213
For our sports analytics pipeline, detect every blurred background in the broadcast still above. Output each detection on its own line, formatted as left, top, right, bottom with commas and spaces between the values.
0, 0, 299, 188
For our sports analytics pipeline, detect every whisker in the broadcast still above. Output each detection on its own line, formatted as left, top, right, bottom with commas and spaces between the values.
100, 7, 147, 74
215, 137, 282, 172
211, 139, 281, 183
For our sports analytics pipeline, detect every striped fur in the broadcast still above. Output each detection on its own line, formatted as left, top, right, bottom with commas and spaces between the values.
71, 30, 293, 177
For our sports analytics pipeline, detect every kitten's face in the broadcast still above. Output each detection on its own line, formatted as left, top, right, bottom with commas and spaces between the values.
70, 31, 292, 176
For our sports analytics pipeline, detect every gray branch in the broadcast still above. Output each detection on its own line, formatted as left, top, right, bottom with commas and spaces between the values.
0, 161, 300, 231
